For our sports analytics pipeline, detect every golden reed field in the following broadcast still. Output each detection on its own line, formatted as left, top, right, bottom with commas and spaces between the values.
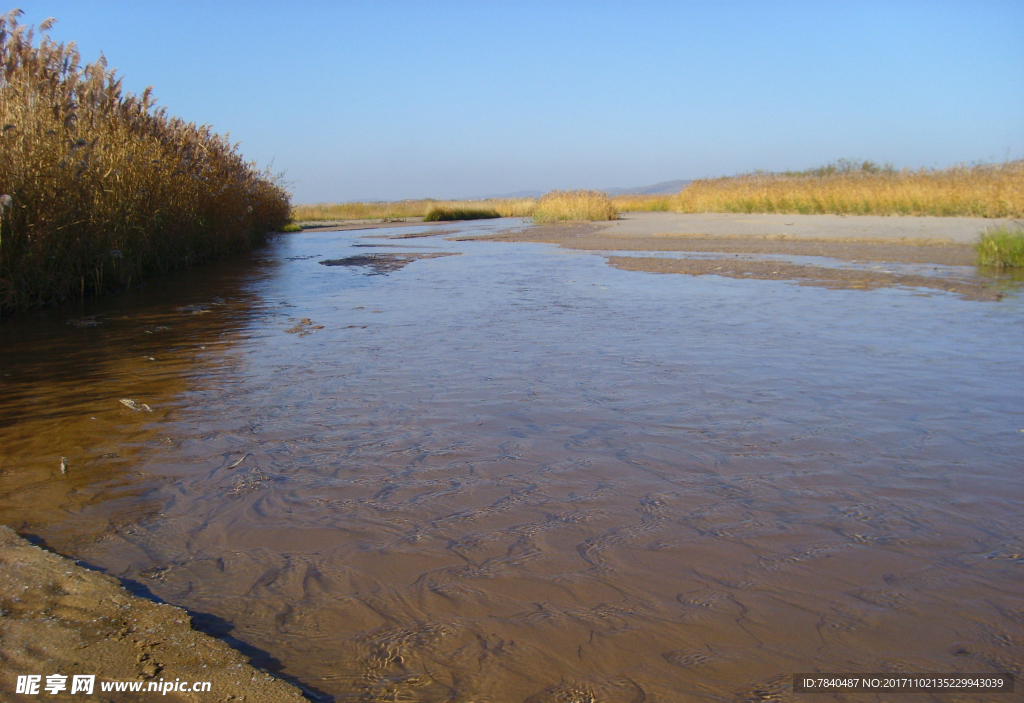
675, 160, 1024, 218
294, 193, 664, 222
297, 161, 1023, 225
0, 11, 289, 314
295, 191, 636, 223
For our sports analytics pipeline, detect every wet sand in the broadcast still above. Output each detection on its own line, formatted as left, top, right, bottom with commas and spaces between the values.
480, 224, 978, 265
606, 256, 1003, 300
596, 211, 1019, 244
0, 526, 306, 702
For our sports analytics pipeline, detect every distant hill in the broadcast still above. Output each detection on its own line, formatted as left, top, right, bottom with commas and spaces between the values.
481, 179, 690, 200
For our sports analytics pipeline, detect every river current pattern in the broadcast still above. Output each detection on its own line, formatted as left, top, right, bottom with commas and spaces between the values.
1, 220, 1021, 702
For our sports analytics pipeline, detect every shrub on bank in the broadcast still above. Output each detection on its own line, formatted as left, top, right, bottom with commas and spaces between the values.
976, 226, 1024, 268
532, 190, 618, 223
423, 208, 501, 222
0, 11, 290, 314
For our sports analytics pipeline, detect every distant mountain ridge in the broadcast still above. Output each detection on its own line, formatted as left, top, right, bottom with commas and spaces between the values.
481, 179, 690, 200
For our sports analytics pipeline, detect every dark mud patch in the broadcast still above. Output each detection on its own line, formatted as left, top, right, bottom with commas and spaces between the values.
608, 256, 1005, 301
284, 317, 324, 336
374, 228, 465, 240
319, 252, 459, 274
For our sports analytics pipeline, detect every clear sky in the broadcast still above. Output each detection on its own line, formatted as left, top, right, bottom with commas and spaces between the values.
11, 1, 1024, 203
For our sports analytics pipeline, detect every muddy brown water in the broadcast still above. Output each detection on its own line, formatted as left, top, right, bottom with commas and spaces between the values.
1, 219, 1022, 702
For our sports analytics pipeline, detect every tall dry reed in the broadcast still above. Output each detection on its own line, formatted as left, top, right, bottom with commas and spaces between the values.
673, 161, 1024, 218
0, 11, 290, 314
532, 190, 617, 223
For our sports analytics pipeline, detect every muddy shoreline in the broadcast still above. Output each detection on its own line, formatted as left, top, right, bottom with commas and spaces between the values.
0, 526, 307, 702
469, 219, 1013, 300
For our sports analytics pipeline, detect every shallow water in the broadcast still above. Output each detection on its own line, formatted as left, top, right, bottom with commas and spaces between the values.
1, 219, 1022, 702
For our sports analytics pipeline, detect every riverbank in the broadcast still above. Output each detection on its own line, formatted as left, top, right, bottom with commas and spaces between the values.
468, 212, 1019, 300
0, 526, 307, 702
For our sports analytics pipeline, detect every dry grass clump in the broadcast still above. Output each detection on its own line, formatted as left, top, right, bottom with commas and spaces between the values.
532, 190, 617, 223
0, 11, 290, 314
674, 160, 1024, 218
976, 225, 1024, 268
292, 198, 535, 222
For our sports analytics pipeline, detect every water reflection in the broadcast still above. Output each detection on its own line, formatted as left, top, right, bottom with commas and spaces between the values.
0, 249, 279, 537
1, 219, 1022, 702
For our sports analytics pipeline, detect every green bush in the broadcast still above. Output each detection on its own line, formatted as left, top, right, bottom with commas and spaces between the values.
976, 226, 1024, 268
423, 208, 501, 222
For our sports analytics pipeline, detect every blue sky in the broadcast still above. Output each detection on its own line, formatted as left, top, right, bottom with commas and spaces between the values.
12, 1, 1024, 203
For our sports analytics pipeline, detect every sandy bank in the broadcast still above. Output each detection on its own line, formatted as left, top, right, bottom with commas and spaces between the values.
602, 211, 1017, 243
479, 223, 977, 266
0, 526, 307, 702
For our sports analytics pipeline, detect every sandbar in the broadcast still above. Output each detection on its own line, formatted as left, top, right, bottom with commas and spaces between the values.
471, 213, 1019, 300
600, 211, 1017, 243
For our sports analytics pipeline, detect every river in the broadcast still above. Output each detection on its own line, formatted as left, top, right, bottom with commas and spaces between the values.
1, 219, 1021, 702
